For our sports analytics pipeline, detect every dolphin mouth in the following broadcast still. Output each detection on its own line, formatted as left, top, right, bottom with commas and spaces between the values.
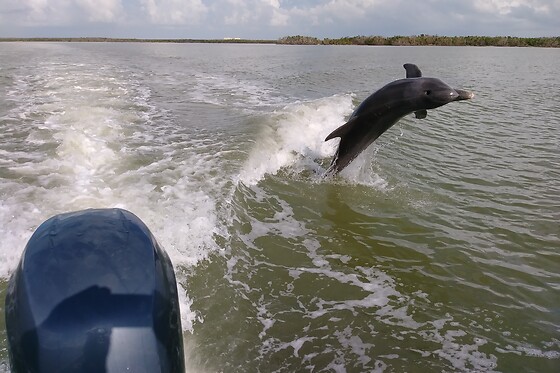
454, 89, 474, 101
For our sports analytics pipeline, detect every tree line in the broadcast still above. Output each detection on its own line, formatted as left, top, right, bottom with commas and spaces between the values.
277, 35, 560, 47
0, 37, 275, 44
3, 35, 558, 47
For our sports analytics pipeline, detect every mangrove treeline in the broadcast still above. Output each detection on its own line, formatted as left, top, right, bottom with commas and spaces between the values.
277, 35, 560, 47
2, 35, 559, 47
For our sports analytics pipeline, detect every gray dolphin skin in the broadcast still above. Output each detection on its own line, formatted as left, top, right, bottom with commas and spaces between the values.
325, 63, 473, 175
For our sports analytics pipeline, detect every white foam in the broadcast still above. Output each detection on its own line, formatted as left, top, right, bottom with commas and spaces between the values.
335, 145, 391, 189
236, 94, 391, 189
495, 343, 560, 359
0, 61, 223, 333
190, 72, 285, 109
228, 193, 502, 371
334, 327, 374, 366
238, 95, 354, 184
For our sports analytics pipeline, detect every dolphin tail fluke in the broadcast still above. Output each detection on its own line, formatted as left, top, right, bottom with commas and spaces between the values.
325, 117, 358, 141
324, 117, 361, 175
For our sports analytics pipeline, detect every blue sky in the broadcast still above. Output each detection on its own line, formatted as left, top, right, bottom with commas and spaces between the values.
1, 0, 559, 39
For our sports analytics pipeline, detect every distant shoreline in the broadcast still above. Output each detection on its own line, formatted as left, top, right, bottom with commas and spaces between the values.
1, 35, 559, 48
0, 37, 276, 44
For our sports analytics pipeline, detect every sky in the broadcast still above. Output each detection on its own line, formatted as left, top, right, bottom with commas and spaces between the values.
1, 0, 559, 39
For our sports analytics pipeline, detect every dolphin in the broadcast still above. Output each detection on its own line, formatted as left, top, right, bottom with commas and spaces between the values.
325, 63, 473, 175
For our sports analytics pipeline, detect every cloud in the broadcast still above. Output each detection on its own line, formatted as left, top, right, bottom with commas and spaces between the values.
77, 0, 124, 22
213, 0, 289, 27
140, 0, 208, 24
1, 0, 124, 25
0, 0, 558, 38
473, 0, 551, 15
4, 0, 71, 25
295, 0, 381, 21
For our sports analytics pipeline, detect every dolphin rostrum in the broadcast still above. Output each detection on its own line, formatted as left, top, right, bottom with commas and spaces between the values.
325, 63, 473, 175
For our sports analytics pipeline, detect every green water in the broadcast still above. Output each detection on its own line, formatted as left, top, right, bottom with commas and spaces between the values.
0, 43, 559, 372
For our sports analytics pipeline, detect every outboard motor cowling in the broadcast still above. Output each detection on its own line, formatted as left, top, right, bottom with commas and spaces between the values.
5, 208, 185, 373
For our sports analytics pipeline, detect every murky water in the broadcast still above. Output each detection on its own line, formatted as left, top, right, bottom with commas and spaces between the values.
0, 42, 559, 372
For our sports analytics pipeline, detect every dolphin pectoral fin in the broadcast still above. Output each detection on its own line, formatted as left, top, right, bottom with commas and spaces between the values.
404, 63, 422, 78
414, 110, 427, 119
325, 116, 360, 141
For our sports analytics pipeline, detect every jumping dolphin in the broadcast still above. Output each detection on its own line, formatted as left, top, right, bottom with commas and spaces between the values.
325, 63, 473, 175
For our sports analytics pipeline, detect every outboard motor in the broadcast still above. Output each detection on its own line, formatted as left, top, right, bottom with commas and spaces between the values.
5, 208, 185, 373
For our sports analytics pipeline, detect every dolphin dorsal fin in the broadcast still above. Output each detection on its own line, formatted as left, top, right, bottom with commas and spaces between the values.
404, 63, 422, 78
405, 63, 425, 119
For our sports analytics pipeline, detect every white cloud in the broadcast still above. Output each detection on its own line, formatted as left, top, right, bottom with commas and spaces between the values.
221, 0, 253, 25
13, 0, 70, 25
216, 0, 290, 27
0, 0, 123, 25
0, 0, 558, 38
287, 0, 386, 28
264, 0, 289, 26
140, 0, 208, 24
77, 0, 123, 22
270, 8, 289, 26
295, 0, 379, 18
473, 0, 553, 15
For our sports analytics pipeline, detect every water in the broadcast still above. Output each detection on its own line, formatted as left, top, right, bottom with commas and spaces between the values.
0, 42, 559, 372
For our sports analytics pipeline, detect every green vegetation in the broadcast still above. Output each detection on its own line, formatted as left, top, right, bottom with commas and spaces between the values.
276, 35, 321, 45
1, 35, 559, 47
279, 34, 560, 47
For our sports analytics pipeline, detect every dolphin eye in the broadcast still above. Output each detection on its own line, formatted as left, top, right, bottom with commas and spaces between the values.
424, 90, 432, 96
